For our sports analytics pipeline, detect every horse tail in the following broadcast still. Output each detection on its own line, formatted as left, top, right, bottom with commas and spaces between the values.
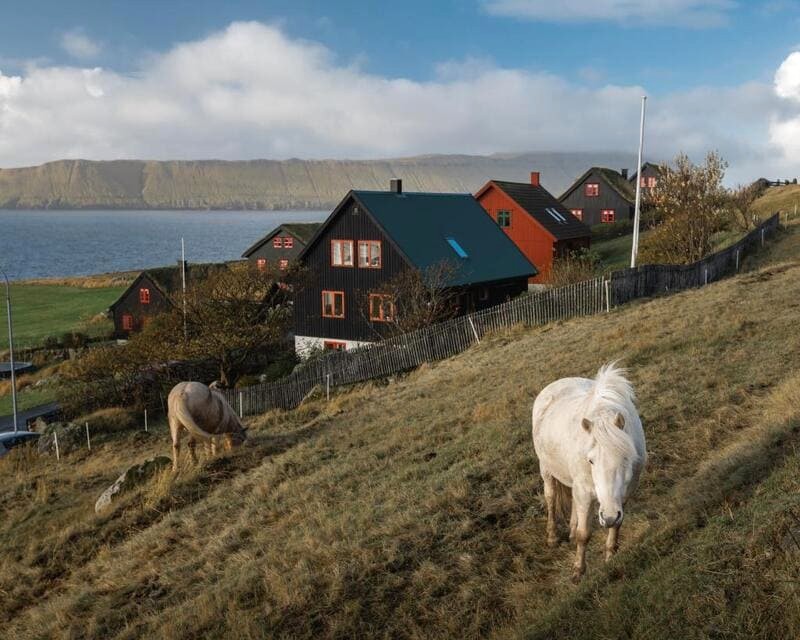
171, 398, 215, 441
552, 478, 572, 522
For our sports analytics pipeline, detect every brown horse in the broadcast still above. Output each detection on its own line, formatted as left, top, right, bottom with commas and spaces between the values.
167, 381, 248, 471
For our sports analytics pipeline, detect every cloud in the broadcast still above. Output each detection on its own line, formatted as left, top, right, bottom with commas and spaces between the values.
483, 0, 737, 27
60, 29, 102, 59
0, 21, 795, 183
770, 51, 800, 163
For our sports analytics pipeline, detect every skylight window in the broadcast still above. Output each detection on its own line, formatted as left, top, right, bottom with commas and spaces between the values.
446, 236, 469, 258
546, 208, 568, 224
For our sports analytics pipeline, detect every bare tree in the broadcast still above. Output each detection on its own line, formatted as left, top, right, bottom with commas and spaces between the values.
360, 260, 461, 337
728, 181, 766, 232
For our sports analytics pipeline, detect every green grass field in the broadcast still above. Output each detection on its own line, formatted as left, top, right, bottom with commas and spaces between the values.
0, 284, 124, 351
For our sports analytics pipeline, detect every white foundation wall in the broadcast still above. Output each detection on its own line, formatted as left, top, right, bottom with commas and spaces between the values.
294, 335, 373, 359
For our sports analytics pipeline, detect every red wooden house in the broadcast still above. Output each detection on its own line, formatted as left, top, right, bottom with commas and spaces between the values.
475, 172, 591, 284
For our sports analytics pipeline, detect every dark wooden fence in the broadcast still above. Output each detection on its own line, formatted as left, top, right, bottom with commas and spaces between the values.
223, 213, 780, 416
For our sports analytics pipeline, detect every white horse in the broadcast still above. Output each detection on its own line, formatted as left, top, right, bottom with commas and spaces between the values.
532, 363, 646, 583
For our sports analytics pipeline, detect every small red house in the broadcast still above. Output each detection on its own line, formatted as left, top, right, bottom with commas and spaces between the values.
475, 172, 592, 284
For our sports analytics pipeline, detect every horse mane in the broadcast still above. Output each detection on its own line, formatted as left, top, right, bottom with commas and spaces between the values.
585, 362, 640, 462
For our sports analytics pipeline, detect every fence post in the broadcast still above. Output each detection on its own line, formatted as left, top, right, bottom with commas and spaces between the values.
54, 430, 60, 461
239, 391, 244, 418
761, 228, 765, 247
85, 422, 91, 451
604, 280, 610, 313
144, 408, 148, 432
736, 249, 740, 272
704, 268, 708, 285
468, 316, 480, 344
326, 373, 331, 402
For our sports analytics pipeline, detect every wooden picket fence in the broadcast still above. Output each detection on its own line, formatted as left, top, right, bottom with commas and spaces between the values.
223, 214, 780, 416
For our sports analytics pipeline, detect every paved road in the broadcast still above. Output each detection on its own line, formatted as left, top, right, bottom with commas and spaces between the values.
0, 402, 61, 432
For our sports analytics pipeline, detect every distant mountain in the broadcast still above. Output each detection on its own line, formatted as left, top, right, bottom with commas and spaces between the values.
0, 152, 637, 210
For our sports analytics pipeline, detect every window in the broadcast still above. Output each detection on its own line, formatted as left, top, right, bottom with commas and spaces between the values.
331, 239, 354, 267
139, 287, 150, 304
256, 258, 267, 271
446, 236, 469, 258
585, 183, 600, 197
279, 259, 289, 271
283, 236, 294, 249
497, 210, 511, 228
324, 340, 347, 351
369, 294, 395, 322
322, 290, 345, 318
601, 209, 616, 223
122, 314, 133, 331
273, 236, 282, 248
571, 209, 583, 221
358, 240, 382, 268
647, 176, 657, 188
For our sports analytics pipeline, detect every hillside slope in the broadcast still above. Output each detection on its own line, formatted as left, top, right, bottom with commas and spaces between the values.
1, 223, 799, 639
0, 152, 635, 210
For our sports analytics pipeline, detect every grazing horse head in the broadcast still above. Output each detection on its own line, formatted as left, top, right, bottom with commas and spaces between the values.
582, 410, 639, 528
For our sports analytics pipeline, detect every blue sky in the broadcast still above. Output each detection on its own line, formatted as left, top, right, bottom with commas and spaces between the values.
1, 1, 800, 180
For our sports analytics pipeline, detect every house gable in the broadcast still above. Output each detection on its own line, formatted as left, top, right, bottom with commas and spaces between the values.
558, 168, 636, 227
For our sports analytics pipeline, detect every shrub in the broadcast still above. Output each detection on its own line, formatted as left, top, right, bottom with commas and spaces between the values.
75, 407, 138, 435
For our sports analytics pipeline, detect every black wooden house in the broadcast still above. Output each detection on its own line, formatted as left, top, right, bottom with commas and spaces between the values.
293, 180, 536, 354
629, 162, 665, 193
559, 167, 636, 227
109, 263, 225, 339
242, 223, 321, 272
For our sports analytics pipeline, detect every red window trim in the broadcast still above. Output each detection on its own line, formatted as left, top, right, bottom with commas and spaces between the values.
256, 258, 267, 271
601, 209, 616, 223
571, 209, 583, 221
139, 287, 151, 304
323, 340, 347, 351
279, 259, 289, 271
368, 293, 395, 322
273, 236, 282, 248
283, 236, 294, 248
330, 239, 355, 267
358, 240, 382, 269
122, 314, 134, 331
585, 183, 599, 197
321, 290, 345, 318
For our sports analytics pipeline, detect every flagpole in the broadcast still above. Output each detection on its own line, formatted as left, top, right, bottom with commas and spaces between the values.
630, 95, 647, 268
181, 238, 187, 341
2, 271, 18, 433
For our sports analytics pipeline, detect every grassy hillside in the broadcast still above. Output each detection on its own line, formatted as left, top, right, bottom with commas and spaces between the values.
0, 152, 635, 210
1, 222, 799, 639
0, 284, 123, 351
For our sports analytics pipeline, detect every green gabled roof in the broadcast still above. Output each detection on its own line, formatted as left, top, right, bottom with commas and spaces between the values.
242, 222, 322, 257
351, 190, 537, 286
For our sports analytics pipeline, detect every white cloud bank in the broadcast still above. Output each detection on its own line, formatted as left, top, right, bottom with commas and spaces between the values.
60, 30, 102, 59
483, 0, 737, 27
0, 21, 798, 183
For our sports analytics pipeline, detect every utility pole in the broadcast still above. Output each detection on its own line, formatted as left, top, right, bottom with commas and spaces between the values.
630, 96, 647, 268
181, 237, 188, 341
2, 271, 19, 433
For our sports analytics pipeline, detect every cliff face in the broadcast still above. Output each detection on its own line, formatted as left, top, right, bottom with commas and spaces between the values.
0, 152, 636, 210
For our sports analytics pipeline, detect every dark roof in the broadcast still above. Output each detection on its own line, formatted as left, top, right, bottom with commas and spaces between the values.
109, 262, 227, 310
629, 162, 666, 183
559, 167, 636, 204
484, 180, 591, 240
242, 222, 322, 258
302, 190, 536, 286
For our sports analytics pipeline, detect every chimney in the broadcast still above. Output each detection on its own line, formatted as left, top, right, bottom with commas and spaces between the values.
621, 168, 629, 180
389, 178, 402, 194
530, 171, 540, 187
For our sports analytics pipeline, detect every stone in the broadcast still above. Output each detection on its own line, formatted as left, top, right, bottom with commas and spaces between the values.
94, 456, 172, 513
36, 421, 84, 455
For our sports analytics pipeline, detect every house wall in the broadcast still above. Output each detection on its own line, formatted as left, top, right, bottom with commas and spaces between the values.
111, 274, 172, 338
293, 195, 532, 352
293, 197, 409, 344
246, 229, 306, 268
560, 169, 634, 227
476, 185, 557, 284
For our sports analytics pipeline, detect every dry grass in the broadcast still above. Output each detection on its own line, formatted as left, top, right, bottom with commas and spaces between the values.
19, 271, 139, 288
1, 221, 800, 639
